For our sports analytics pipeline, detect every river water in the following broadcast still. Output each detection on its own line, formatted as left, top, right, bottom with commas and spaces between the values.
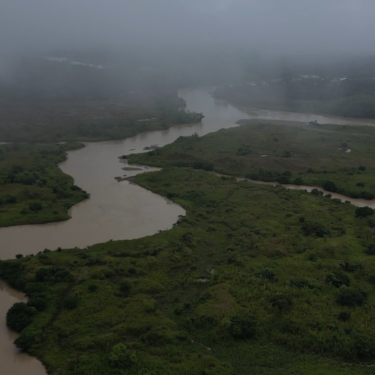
1, 87, 375, 374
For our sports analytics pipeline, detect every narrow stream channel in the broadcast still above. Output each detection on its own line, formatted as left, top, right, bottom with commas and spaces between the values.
1, 87, 375, 374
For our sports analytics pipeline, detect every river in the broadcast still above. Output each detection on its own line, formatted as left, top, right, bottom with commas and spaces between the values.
1, 87, 375, 374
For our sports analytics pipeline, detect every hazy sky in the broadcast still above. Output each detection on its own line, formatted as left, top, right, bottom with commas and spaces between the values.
1, 0, 375, 53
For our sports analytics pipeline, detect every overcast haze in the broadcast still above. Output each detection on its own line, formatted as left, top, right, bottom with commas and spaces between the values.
1, 0, 375, 53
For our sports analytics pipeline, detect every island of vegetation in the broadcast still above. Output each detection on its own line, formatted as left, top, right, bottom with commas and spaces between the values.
129, 120, 375, 200
1, 122, 375, 374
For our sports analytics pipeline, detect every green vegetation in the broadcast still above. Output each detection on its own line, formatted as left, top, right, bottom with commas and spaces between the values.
0, 142, 89, 226
129, 121, 375, 199
1, 168, 375, 374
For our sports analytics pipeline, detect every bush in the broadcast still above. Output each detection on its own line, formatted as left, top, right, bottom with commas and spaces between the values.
325, 271, 350, 288
280, 319, 300, 334
338, 311, 351, 321
277, 175, 290, 184
355, 206, 374, 217
27, 297, 47, 311
64, 294, 79, 310
29, 202, 43, 211
109, 343, 138, 367
6, 303, 35, 332
35, 268, 50, 282
360, 191, 374, 200
270, 294, 292, 312
120, 279, 132, 294
88, 284, 98, 292
337, 288, 366, 307
255, 269, 278, 282
302, 221, 330, 237
229, 315, 256, 339
294, 178, 304, 185
289, 278, 316, 289
323, 181, 337, 192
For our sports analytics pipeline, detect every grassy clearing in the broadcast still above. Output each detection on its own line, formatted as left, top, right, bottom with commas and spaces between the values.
128, 121, 375, 199
1, 168, 375, 374
0, 142, 89, 226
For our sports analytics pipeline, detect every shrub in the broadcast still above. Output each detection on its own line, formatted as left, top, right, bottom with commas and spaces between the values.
6, 303, 35, 332
35, 268, 50, 282
277, 175, 290, 184
355, 206, 374, 217
337, 288, 366, 307
311, 189, 323, 196
323, 181, 337, 192
229, 315, 256, 339
366, 244, 375, 255
294, 178, 304, 185
325, 271, 350, 288
255, 269, 278, 282
280, 319, 300, 334
289, 278, 315, 289
338, 311, 351, 321
27, 297, 47, 311
29, 202, 43, 211
64, 294, 79, 310
109, 343, 138, 367
302, 221, 330, 237
120, 279, 132, 294
361, 191, 374, 200
88, 284, 98, 292
269, 294, 292, 312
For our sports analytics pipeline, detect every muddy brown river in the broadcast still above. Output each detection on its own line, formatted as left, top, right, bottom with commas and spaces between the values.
1, 87, 375, 374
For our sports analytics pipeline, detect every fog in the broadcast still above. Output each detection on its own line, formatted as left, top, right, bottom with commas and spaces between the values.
1, 0, 375, 102
1, 0, 375, 53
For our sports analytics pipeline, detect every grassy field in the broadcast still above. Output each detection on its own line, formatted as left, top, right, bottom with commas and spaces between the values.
128, 120, 375, 199
1, 168, 375, 374
0, 142, 89, 226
